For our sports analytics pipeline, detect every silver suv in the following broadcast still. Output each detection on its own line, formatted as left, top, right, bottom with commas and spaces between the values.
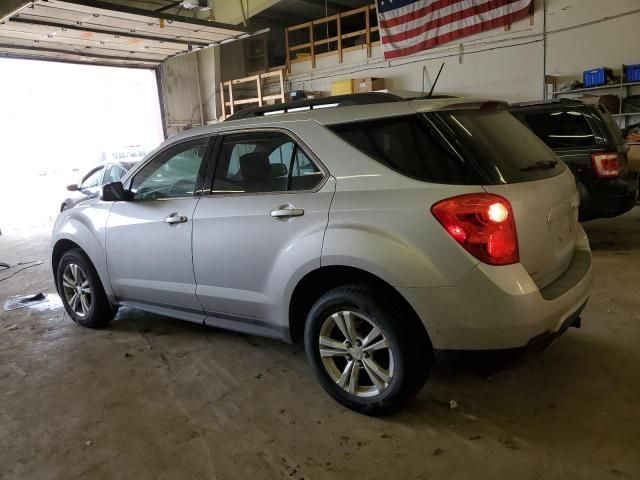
51, 95, 593, 414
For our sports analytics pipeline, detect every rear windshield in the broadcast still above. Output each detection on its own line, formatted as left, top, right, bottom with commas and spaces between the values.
330, 110, 564, 185
433, 109, 565, 183
517, 109, 597, 148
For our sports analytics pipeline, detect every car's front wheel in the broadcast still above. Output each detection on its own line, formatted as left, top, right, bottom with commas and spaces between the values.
304, 284, 431, 415
57, 249, 115, 328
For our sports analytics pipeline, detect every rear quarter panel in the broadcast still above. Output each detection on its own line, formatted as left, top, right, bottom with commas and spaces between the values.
297, 126, 482, 288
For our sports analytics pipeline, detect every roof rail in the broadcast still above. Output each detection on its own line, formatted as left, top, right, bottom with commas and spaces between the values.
225, 92, 403, 121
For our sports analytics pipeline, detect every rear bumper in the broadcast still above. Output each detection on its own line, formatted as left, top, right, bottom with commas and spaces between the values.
399, 227, 593, 352
432, 300, 587, 370
578, 179, 638, 221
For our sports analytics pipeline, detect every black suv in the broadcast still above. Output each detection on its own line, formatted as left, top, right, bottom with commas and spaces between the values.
509, 99, 637, 221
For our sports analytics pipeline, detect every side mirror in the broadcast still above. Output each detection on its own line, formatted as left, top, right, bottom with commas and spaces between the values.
67, 184, 79, 192
101, 181, 132, 202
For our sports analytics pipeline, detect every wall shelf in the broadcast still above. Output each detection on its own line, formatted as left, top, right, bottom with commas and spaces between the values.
218, 69, 286, 121
285, 4, 379, 71
551, 72, 640, 129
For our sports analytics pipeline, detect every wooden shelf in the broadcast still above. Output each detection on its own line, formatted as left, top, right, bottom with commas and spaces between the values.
285, 3, 379, 71
219, 69, 286, 120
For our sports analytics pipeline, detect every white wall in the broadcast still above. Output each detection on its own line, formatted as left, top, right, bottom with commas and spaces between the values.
287, 0, 640, 102
159, 0, 640, 134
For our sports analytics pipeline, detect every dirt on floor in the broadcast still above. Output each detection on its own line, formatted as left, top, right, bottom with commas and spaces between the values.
0, 210, 639, 480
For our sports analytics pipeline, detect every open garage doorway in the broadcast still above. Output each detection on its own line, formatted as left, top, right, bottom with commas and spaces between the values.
0, 58, 164, 233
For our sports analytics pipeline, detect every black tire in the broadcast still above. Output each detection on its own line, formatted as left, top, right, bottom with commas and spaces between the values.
304, 284, 431, 416
61, 203, 68, 212
56, 248, 115, 328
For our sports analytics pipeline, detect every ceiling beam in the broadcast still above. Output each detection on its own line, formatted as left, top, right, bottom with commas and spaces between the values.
0, 49, 158, 68
294, 0, 349, 13
0, 41, 160, 63
9, 16, 210, 46
61, 0, 247, 31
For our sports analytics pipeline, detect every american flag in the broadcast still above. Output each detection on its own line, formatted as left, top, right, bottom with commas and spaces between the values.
376, 0, 533, 60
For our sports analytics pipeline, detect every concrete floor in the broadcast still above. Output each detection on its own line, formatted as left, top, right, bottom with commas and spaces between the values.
1, 210, 639, 480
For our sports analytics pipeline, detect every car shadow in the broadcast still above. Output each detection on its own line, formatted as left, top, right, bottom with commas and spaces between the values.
582, 206, 640, 251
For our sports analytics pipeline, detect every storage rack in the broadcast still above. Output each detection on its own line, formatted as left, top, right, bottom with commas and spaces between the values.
219, 69, 286, 121
551, 68, 640, 130
285, 4, 380, 71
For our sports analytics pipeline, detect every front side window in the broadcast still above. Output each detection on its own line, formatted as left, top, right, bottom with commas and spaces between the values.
80, 167, 104, 189
130, 139, 208, 200
211, 131, 323, 194
521, 110, 597, 148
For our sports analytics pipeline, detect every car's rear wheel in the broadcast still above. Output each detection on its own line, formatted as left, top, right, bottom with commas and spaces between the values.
57, 249, 115, 328
304, 284, 430, 415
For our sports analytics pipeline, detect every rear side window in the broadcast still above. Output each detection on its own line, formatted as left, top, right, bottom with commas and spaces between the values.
520, 110, 597, 148
330, 115, 482, 184
434, 109, 565, 184
594, 105, 625, 146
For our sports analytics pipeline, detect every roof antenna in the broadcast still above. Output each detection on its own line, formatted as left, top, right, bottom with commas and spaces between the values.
426, 62, 445, 98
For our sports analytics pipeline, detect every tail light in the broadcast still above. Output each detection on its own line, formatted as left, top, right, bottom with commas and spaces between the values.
591, 152, 619, 178
431, 193, 519, 266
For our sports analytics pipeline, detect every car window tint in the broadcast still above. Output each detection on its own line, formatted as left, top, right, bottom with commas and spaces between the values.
522, 110, 597, 148
131, 140, 208, 200
330, 115, 482, 184
104, 165, 126, 184
434, 109, 565, 184
212, 132, 323, 194
290, 148, 323, 190
81, 168, 104, 189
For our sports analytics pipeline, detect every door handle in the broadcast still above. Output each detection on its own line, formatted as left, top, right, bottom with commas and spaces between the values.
270, 205, 305, 219
164, 213, 188, 224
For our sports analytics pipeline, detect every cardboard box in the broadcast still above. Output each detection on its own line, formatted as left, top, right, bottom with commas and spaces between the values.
627, 144, 640, 173
331, 79, 354, 96
579, 94, 619, 114
352, 77, 386, 93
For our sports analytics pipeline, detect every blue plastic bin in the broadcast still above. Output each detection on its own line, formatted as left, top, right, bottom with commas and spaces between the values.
624, 64, 640, 83
583, 67, 613, 87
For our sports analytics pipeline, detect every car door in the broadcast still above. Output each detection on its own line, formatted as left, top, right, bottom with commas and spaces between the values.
106, 137, 212, 322
192, 129, 335, 337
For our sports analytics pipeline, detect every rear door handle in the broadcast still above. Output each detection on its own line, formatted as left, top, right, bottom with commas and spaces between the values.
164, 212, 188, 224
270, 205, 305, 219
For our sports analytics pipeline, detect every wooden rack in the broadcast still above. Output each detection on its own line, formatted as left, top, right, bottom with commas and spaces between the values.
219, 69, 286, 120
285, 4, 379, 71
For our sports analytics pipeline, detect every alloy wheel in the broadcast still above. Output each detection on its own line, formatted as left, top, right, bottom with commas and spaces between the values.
318, 310, 394, 397
62, 263, 92, 318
